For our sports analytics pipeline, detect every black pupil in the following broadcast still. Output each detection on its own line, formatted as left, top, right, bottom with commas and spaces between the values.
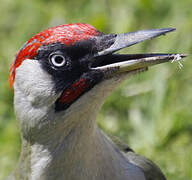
54, 55, 64, 64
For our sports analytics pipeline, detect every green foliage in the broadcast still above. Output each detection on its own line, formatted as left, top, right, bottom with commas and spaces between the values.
0, 0, 191, 179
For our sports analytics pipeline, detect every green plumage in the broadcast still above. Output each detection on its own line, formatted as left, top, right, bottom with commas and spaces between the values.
109, 135, 166, 180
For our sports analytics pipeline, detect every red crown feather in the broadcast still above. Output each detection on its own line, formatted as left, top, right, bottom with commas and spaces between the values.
9, 23, 100, 87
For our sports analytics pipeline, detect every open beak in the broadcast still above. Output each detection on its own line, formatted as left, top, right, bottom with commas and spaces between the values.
91, 28, 187, 77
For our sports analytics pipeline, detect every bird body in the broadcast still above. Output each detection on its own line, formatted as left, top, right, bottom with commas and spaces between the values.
7, 23, 186, 180
12, 61, 145, 180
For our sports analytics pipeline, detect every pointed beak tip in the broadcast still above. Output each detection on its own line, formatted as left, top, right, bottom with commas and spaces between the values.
166, 27, 176, 32
176, 53, 189, 59
159, 28, 176, 35
182, 54, 189, 57
150, 27, 176, 37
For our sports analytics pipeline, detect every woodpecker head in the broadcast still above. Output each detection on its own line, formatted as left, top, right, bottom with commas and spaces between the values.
10, 23, 186, 139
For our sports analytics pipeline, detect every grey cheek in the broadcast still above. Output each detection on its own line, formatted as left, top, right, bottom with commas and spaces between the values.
14, 60, 60, 107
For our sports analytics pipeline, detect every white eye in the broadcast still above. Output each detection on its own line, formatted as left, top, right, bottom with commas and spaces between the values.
50, 54, 66, 67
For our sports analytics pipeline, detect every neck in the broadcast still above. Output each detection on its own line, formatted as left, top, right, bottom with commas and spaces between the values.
14, 104, 144, 180
14, 114, 134, 180
13, 77, 145, 180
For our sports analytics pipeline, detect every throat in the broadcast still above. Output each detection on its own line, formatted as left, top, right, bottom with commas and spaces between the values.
13, 76, 145, 180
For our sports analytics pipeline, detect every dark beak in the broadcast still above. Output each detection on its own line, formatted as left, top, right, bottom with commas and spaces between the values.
91, 28, 187, 76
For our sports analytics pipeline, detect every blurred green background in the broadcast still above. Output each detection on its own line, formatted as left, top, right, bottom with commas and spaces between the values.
0, 0, 192, 179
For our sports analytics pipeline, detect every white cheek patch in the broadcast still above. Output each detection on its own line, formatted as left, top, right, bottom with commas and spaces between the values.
171, 54, 184, 69
14, 60, 59, 107
27, 95, 36, 106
